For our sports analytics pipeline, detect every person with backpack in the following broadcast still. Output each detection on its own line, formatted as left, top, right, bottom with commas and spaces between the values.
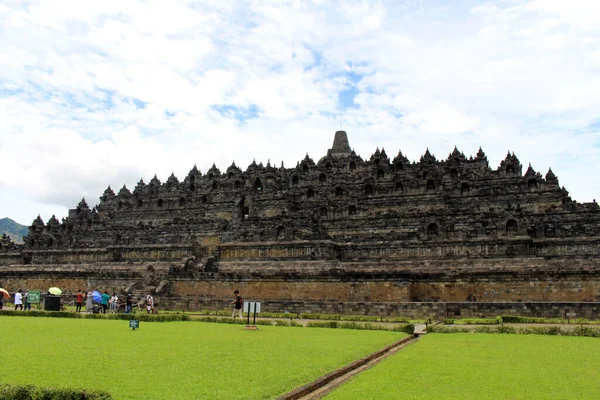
232, 290, 243, 319
125, 293, 133, 314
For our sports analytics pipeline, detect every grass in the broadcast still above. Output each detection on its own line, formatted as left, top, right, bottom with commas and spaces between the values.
0, 316, 405, 399
326, 333, 600, 400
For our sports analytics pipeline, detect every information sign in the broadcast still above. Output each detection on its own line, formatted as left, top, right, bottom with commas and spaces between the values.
243, 302, 261, 313
28, 290, 41, 304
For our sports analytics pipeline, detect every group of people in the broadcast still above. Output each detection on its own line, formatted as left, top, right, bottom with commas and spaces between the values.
3, 287, 244, 316
74, 290, 154, 314
0, 289, 32, 311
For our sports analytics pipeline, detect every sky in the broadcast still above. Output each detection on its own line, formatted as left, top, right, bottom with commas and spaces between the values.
1, 0, 599, 226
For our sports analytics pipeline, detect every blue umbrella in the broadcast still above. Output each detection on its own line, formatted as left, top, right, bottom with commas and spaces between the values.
92, 291, 102, 303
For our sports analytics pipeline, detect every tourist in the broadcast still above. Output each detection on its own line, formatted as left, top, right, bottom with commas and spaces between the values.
14, 289, 23, 311
232, 290, 243, 319
75, 290, 84, 313
23, 290, 30, 310
146, 293, 154, 314
0, 293, 4, 310
101, 291, 110, 314
110, 293, 118, 313
125, 293, 132, 314
85, 292, 93, 313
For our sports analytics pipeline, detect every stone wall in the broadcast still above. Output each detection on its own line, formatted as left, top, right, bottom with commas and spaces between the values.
160, 298, 600, 320
2, 255, 600, 319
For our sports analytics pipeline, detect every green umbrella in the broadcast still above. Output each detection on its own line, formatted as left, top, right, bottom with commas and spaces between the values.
48, 287, 62, 295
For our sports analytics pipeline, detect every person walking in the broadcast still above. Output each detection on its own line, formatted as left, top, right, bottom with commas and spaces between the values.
125, 293, 133, 314
75, 290, 84, 313
101, 291, 110, 314
110, 293, 118, 313
23, 290, 30, 310
232, 290, 243, 319
85, 292, 94, 313
146, 293, 154, 314
14, 289, 23, 310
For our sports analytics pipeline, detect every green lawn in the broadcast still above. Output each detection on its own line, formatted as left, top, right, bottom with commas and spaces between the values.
326, 333, 600, 399
0, 316, 404, 399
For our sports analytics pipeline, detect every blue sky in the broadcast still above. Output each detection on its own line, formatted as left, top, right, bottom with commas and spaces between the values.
0, 0, 599, 225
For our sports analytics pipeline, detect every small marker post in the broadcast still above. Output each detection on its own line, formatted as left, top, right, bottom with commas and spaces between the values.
129, 319, 139, 331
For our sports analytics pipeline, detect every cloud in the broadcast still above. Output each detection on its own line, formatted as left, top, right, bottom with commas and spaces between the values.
0, 0, 599, 226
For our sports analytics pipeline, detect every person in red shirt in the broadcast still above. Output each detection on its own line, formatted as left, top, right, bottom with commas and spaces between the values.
75, 290, 84, 313
232, 290, 243, 319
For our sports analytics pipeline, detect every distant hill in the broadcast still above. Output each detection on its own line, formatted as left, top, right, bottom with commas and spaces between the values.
0, 218, 28, 243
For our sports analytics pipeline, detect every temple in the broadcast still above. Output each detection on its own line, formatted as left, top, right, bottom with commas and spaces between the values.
1, 131, 600, 318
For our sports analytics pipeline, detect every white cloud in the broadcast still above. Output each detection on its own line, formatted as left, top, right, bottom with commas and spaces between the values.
0, 0, 599, 225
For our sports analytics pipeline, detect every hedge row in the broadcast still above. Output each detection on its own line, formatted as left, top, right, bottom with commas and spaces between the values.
0, 384, 111, 399
193, 316, 413, 332
196, 309, 411, 323
194, 316, 303, 327
306, 320, 415, 334
0, 310, 190, 322
443, 317, 502, 325
500, 315, 600, 325
428, 325, 600, 337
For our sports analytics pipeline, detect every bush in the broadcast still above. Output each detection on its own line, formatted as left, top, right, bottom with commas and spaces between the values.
0, 310, 189, 322
428, 325, 466, 334
0, 383, 111, 399
500, 315, 600, 325
195, 317, 246, 325
430, 324, 600, 337
307, 321, 340, 329
0, 310, 83, 319
272, 319, 303, 327
571, 326, 600, 337
103, 313, 190, 322
299, 313, 411, 323
445, 317, 501, 325
393, 324, 416, 335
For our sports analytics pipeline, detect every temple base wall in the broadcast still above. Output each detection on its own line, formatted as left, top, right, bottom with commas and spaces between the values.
162, 298, 600, 320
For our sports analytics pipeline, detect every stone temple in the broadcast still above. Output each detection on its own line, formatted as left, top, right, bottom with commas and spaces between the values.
1, 131, 600, 318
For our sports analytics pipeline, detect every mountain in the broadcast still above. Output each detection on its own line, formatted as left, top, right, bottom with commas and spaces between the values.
0, 218, 29, 243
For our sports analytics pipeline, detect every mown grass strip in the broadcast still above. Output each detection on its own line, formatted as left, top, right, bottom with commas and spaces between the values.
0, 316, 406, 400
326, 334, 600, 400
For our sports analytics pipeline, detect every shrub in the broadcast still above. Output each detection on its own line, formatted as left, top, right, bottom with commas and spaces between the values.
272, 319, 302, 327
572, 326, 600, 337
307, 321, 340, 329
195, 317, 246, 325
0, 310, 189, 322
0, 383, 111, 399
428, 325, 470, 334
500, 315, 600, 325
445, 317, 501, 325
0, 310, 83, 319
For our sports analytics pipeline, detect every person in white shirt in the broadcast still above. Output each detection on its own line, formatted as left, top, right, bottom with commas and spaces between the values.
146, 293, 154, 314
110, 293, 119, 313
14, 289, 23, 310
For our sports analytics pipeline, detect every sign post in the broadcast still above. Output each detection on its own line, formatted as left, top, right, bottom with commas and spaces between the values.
129, 320, 139, 330
243, 302, 261, 330
28, 290, 41, 306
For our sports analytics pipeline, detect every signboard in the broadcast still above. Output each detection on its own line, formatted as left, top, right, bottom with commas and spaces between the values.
28, 290, 41, 304
243, 302, 261, 313
243, 302, 261, 327
129, 320, 139, 330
